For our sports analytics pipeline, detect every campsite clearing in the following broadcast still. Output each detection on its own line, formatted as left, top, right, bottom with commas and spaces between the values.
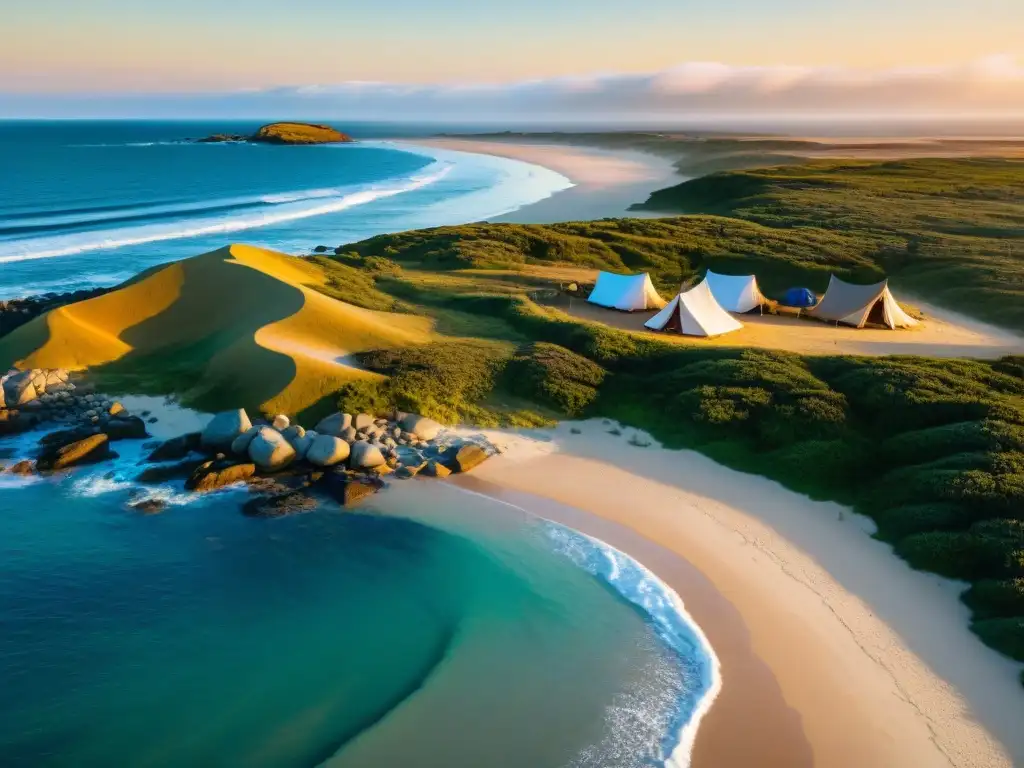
547, 293, 1022, 359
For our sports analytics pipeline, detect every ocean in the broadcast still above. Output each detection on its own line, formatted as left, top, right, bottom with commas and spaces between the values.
0, 121, 720, 766
0, 120, 572, 299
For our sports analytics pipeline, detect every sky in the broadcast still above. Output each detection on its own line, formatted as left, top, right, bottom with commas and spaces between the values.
2, 0, 1023, 118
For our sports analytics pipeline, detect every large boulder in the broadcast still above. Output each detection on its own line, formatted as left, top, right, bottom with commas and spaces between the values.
319, 471, 380, 507
422, 460, 451, 478
137, 459, 202, 484
247, 427, 296, 471
306, 435, 350, 467
185, 460, 256, 492
446, 444, 489, 474
289, 429, 316, 459
201, 409, 252, 450
281, 425, 305, 443
315, 412, 352, 436
349, 441, 385, 469
147, 432, 201, 462
37, 433, 116, 471
400, 413, 442, 441
104, 415, 149, 441
353, 413, 374, 431
230, 426, 261, 455
11, 379, 38, 407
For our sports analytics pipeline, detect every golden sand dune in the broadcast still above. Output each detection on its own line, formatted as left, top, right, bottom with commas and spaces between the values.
0, 244, 432, 416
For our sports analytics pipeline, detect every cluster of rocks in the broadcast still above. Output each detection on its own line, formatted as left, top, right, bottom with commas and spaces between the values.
1, 397, 149, 476
134, 407, 494, 517
0, 367, 141, 437
0, 288, 108, 338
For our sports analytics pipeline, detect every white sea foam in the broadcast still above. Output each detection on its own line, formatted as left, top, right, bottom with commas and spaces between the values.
0, 165, 451, 264
545, 523, 722, 768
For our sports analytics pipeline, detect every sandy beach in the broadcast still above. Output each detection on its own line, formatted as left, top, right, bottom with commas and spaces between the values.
453, 420, 1024, 768
404, 137, 683, 223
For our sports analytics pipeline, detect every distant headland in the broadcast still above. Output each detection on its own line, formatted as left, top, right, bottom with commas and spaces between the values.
196, 122, 354, 145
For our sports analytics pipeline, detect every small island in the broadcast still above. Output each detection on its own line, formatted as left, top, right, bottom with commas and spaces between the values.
197, 122, 354, 145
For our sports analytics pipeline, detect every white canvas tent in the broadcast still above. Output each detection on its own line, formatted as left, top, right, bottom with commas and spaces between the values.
587, 271, 666, 311
808, 275, 918, 329
644, 278, 743, 337
704, 270, 767, 313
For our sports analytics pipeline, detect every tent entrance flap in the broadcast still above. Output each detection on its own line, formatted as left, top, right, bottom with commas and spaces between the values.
644, 279, 743, 337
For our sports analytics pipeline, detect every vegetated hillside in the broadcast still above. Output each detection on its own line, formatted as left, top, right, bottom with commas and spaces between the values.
633, 158, 1024, 329
326, 279, 1024, 677
340, 217, 893, 299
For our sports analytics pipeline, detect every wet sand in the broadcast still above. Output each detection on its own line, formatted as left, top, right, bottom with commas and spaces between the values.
403, 138, 682, 223
453, 420, 1024, 768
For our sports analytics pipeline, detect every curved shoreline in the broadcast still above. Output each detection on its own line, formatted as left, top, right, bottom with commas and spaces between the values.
453, 420, 1024, 768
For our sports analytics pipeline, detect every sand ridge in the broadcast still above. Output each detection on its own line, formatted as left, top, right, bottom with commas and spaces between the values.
0, 244, 433, 415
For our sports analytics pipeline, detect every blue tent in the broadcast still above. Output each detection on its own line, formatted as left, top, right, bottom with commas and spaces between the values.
781, 287, 818, 308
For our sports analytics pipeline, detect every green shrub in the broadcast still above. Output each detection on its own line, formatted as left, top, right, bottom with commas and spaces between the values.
504, 343, 606, 416
962, 579, 1024, 620
874, 503, 974, 539
337, 340, 512, 424
971, 617, 1024, 662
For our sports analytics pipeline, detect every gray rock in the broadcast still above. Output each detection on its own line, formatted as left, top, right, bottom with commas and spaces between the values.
230, 425, 261, 455
271, 414, 290, 430
306, 435, 351, 467
400, 413, 442, 441
201, 409, 252, 450
247, 427, 296, 471
353, 413, 374, 431
349, 441, 385, 469
291, 430, 316, 459
281, 425, 306, 443
392, 426, 403, 439
314, 412, 352, 436
339, 426, 357, 443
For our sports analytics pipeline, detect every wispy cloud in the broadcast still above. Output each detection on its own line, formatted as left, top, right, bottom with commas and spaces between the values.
3, 55, 1023, 119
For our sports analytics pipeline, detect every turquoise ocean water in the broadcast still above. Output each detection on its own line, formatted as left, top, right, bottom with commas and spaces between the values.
0, 121, 719, 766
0, 121, 572, 298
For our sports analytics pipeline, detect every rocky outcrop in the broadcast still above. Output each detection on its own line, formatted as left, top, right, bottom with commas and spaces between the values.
37, 433, 116, 471
185, 460, 256, 492
201, 409, 252, 450
250, 123, 353, 145
196, 123, 354, 146
129, 498, 167, 515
